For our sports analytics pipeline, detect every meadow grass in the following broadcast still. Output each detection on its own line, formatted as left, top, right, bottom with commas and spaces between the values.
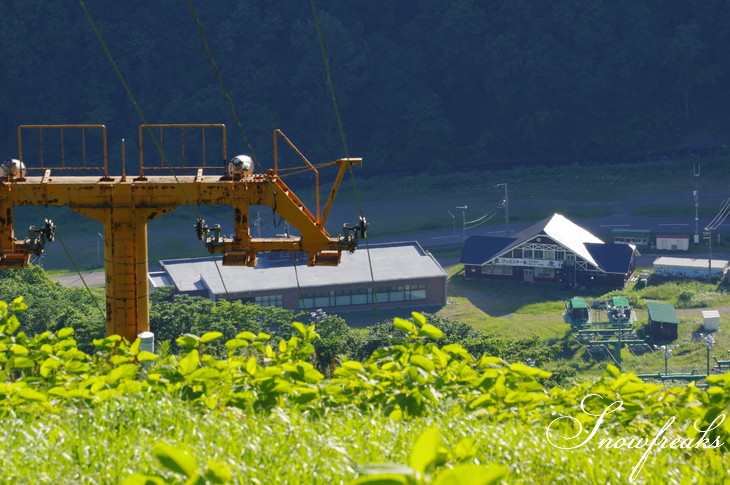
1, 394, 727, 484
437, 264, 730, 378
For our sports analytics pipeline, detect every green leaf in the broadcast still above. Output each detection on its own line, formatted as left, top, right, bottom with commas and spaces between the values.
394, 318, 417, 335
293, 321, 307, 338
57, 327, 75, 339
107, 364, 140, 385
9, 356, 34, 369
11, 296, 27, 312
205, 459, 233, 484
138, 351, 158, 362
347, 474, 412, 485
605, 364, 620, 378
10, 344, 29, 356
411, 312, 427, 325
178, 350, 200, 376
409, 427, 442, 475
176, 335, 200, 349
418, 324, 444, 340
18, 388, 48, 402
201, 332, 223, 344
121, 473, 167, 485
129, 338, 141, 356
409, 355, 435, 372
433, 464, 509, 485
508, 362, 551, 379
153, 442, 197, 478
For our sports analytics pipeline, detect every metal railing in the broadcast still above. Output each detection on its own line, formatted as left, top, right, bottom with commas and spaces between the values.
17, 125, 109, 177
138, 124, 227, 178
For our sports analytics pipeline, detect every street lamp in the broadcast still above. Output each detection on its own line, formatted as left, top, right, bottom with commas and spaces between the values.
495, 183, 510, 237
657, 344, 677, 376
700, 333, 715, 375
456, 206, 467, 241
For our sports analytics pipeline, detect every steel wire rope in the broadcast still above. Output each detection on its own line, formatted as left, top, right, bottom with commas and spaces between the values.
465, 210, 500, 229
465, 212, 495, 226
572, 334, 608, 373
626, 343, 652, 372
78, 0, 232, 297
188, 0, 315, 311
310, 0, 381, 321
7, 181, 106, 320
601, 340, 624, 369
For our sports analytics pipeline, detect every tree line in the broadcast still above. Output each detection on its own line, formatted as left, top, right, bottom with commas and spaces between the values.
2, 1, 730, 177
0, 266, 569, 385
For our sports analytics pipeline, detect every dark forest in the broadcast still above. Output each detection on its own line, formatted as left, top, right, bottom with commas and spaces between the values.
2, 0, 730, 175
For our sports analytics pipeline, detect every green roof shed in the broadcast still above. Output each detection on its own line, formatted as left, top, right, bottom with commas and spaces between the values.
646, 301, 679, 341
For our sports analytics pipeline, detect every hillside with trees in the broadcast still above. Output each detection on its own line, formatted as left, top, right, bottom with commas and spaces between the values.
2, 1, 730, 175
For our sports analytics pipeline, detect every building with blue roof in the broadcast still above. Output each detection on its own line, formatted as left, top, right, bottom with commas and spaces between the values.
460, 214, 638, 288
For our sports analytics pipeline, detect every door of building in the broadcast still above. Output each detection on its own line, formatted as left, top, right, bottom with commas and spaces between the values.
523, 268, 534, 283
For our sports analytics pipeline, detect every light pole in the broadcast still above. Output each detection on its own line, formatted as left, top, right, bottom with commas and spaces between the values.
496, 183, 510, 237
456, 206, 467, 241
693, 162, 700, 244
658, 345, 676, 376
700, 333, 715, 375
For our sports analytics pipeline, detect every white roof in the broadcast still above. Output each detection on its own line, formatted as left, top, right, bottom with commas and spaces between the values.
540, 214, 603, 266
653, 257, 729, 270
157, 241, 446, 297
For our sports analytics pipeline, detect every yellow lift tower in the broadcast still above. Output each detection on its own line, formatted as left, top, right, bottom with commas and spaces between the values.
0, 124, 365, 342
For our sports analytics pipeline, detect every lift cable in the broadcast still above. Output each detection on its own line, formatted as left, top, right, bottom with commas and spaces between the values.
626, 344, 651, 372
79, 0, 231, 297
8, 181, 106, 319
310, 0, 381, 320
572, 334, 607, 373
188, 0, 313, 307
465, 209, 501, 229
706, 197, 730, 231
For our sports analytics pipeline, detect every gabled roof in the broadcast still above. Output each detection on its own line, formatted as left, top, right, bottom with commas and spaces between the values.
585, 243, 636, 274
460, 214, 604, 266
460, 236, 515, 265
646, 301, 679, 325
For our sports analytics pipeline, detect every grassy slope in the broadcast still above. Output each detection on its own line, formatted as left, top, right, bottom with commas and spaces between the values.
2, 395, 727, 484
438, 262, 730, 377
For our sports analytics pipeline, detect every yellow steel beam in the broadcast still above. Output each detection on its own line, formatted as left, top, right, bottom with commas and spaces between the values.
0, 172, 356, 342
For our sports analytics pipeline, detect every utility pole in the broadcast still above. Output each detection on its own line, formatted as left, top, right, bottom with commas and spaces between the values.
496, 183, 510, 237
693, 163, 700, 244
456, 206, 467, 241
704, 198, 730, 283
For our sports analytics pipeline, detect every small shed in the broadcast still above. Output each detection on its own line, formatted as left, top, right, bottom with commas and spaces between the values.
612, 229, 650, 248
702, 310, 720, 331
646, 302, 679, 341
656, 235, 689, 251
653, 257, 729, 281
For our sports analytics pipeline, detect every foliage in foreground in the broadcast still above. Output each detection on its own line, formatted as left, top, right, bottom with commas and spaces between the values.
2, 297, 730, 484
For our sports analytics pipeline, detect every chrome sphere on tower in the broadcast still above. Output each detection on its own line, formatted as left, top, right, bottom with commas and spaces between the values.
228, 155, 254, 177
0, 159, 26, 178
